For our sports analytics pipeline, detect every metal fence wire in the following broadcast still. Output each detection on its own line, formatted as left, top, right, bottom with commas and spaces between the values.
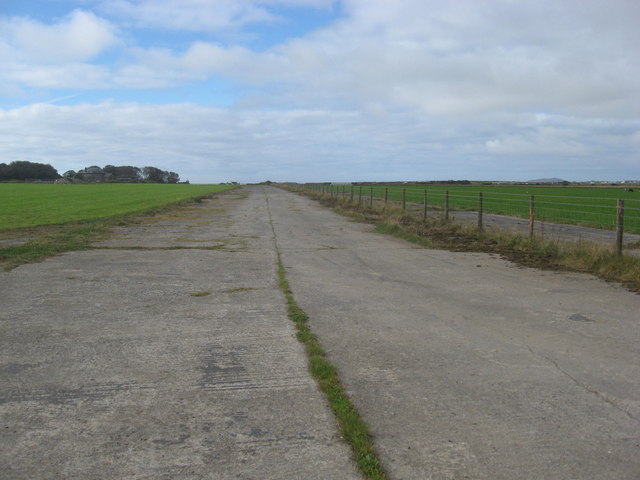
303, 184, 640, 255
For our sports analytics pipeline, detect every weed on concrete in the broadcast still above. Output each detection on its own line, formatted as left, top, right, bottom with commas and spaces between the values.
276, 255, 388, 480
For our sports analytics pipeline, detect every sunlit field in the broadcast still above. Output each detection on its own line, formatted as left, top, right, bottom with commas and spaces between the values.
0, 183, 235, 230
323, 184, 640, 234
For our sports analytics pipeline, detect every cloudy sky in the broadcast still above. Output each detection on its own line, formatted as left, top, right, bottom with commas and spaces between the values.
1, 0, 639, 183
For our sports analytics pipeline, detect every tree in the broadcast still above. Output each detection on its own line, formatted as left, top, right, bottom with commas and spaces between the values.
166, 171, 180, 184
0, 161, 59, 181
103, 165, 141, 181
76, 165, 105, 182
143, 166, 167, 183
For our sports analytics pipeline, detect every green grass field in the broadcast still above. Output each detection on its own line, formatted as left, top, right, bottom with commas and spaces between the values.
323, 184, 640, 234
0, 183, 236, 231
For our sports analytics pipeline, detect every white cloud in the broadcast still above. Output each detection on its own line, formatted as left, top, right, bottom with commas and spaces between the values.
265, 0, 640, 118
4, 0, 639, 118
485, 129, 591, 157
5, 63, 111, 89
0, 9, 119, 63
1, 101, 637, 183
1, 1, 639, 181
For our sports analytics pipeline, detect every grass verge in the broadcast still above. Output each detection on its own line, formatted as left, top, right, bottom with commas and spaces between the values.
285, 186, 640, 293
0, 223, 109, 270
0, 189, 234, 270
275, 254, 388, 480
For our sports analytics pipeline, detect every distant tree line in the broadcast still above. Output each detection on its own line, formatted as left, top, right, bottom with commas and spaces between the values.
64, 165, 180, 184
352, 180, 472, 185
0, 161, 60, 181
0, 161, 181, 183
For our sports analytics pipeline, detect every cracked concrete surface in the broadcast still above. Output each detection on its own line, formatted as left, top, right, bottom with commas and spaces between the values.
268, 186, 640, 480
2, 185, 639, 479
0, 188, 361, 480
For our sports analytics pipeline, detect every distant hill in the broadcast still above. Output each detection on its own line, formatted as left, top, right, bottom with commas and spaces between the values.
527, 178, 567, 184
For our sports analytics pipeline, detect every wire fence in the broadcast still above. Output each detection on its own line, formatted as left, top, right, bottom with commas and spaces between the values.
302, 183, 640, 255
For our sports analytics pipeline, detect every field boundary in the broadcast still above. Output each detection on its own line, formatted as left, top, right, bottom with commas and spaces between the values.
282, 184, 640, 292
0, 183, 236, 231
0, 187, 238, 270
303, 183, 640, 237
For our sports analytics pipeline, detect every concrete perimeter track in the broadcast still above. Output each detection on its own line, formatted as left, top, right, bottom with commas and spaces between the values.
269, 187, 640, 479
0, 187, 360, 480
2, 185, 640, 479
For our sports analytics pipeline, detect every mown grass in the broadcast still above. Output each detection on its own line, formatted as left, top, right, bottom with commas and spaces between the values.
0, 184, 237, 270
318, 184, 640, 234
276, 254, 388, 480
289, 186, 640, 292
0, 183, 235, 230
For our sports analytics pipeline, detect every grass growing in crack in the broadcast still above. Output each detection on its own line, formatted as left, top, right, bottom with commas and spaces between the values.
222, 287, 256, 293
0, 223, 109, 270
276, 256, 388, 480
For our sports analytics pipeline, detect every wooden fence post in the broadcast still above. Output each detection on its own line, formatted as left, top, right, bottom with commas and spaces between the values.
402, 189, 406, 212
444, 190, 449, 220
370, 187, 373, 207
384, 188, 388, 208
616, 199, 624, 256
477, 192, 483, 231
351, 185, 354, 203
423, 190, 428, 222
529, 195, 535, 239
358, 186, 362, 205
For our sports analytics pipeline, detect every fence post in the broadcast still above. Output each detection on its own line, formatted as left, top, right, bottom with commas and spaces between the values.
423, 190, 428, 222
370, 187, 373, 207
384, 188, 388, 208
529, 195, 535, 239
402, 189, 406, 212
477, 192, 483, 232
351, 185, 354, 203
358, 186, 362, 205
444, 190, 449, 220
616, 199, 624, 256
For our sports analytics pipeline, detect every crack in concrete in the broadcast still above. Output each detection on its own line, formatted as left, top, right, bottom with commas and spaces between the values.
527, 346, 639, 424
